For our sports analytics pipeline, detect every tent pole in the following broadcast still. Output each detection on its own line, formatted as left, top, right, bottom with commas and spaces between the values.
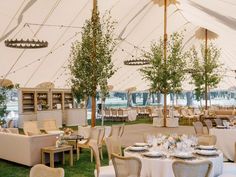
163, 0, 167, 127
91, 0, 98, 127
204, 29, 208, 110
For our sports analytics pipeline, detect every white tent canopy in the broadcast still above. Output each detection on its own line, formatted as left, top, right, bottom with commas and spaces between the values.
0, 0, 236, 91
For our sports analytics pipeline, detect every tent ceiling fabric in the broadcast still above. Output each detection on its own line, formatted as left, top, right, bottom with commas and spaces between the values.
0, 0, 236, 91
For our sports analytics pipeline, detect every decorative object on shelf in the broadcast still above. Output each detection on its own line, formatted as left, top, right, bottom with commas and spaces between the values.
0, 79, 14, 88
0, 118, 6, 127
4, 38, 48, 49
124, 59, 150, 66
63, 128, 74, 136
36, 82, 55, 89
55, 134, 64, 148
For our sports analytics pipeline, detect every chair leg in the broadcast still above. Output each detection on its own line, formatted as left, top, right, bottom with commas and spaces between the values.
99, 147, 103, 160
77, 147, 80, 160
90, 149, 93, 162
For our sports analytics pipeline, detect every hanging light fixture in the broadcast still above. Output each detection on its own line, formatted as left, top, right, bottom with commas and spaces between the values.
5, 38, 48, 49
124, 58, 150, 65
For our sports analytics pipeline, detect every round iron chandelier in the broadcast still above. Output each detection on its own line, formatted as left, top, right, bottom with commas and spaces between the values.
5, 39, 48, 49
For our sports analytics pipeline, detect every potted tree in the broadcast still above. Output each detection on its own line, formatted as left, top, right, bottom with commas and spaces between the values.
140, 32, 187, 126
68, 7, 116, 127
188, 43, 222, 109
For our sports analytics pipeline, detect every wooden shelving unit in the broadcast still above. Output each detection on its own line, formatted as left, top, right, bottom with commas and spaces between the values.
18, 88, 81, 128
22, 92, 35, 112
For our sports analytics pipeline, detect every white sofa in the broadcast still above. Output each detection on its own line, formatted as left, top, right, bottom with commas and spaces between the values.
0, 132, 58, 166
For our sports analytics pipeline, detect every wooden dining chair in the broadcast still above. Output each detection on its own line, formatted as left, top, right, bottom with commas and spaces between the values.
105, 136, 122, 164
172, 160, 213, 177
193, 121, 204, 136
111, 153, 142, 177
214, 118, 223, 126
77, 126, 105, 162
197, 135, 217, 145
204, 119, 213, 134
109, 124, 125, 138
89, 141, 115, 177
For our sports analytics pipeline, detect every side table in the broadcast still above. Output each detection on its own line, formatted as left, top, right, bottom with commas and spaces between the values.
62, 135, 84, 160
41, 145, 73, 168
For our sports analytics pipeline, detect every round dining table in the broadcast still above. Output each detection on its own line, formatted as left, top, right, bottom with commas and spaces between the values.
210, 127, 236, 161
124, 146, 223, 177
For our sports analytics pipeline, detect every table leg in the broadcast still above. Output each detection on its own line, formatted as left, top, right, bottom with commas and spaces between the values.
50, 152, 54, 168
62, 152, 65, 165
70, 148, 73, 166
41, 151, 45, 164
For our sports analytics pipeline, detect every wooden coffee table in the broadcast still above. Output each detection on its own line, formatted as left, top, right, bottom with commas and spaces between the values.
41, 145, 73, 168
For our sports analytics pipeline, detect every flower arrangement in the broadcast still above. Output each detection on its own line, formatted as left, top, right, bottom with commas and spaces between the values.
63, 128, 74, 136
0, 118, 6, 127
153, 134, 197, 151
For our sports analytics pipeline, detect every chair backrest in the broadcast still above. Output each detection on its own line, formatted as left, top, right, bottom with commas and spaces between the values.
204, 119, 213, 134
172, 160, 212, 177
111, 153, 142, 177
117, 109, 124, 116
181, 109, 189, 117
111, 109, 117, 116
78, 125, 91, 139
7, 119, 14, 128
96, 126, 105, 146
109, 124, 125, 137
197, 135, 217, 145
23, 121, 41, 135
105, 136, 122, 162
41, 119, 58, 131
187, 109, 194, 116
104, 109, 110, 116
214, 118, 223, 126
193, 121, 204, 135
30, 164, 64, 177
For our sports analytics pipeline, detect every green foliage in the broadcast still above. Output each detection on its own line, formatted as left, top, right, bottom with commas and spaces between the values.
189, 43, 222, 101
0, 85, 13, 118
68, 11, 116, 103
140, 32, 187, 94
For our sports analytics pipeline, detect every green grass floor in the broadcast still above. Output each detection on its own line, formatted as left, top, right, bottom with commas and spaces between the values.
0, 147, 109, 177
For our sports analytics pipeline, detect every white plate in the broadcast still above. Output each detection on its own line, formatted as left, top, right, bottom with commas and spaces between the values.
128, 146, 147, 151
134, 143, 148, 147
198, 145, 216, 150
216, 125, 226, 129
143, 151, 163, 158
173, 152, 194, 159
196, 150, 218, 156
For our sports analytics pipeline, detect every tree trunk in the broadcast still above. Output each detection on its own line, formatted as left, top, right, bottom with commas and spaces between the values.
91, 96, 96, 127
204, 29, 208, 110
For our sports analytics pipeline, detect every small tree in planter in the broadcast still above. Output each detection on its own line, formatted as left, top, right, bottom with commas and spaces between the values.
140, 32, 187, 126
189, 43, 222, 108
68, 10, 116, 127
0, 84, 15, 127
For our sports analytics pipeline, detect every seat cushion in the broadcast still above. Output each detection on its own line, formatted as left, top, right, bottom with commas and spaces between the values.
94, 165, 115, 177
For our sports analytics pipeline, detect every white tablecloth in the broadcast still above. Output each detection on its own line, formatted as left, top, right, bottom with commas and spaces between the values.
210, 128, 236, 161
124, 147, 223, 177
